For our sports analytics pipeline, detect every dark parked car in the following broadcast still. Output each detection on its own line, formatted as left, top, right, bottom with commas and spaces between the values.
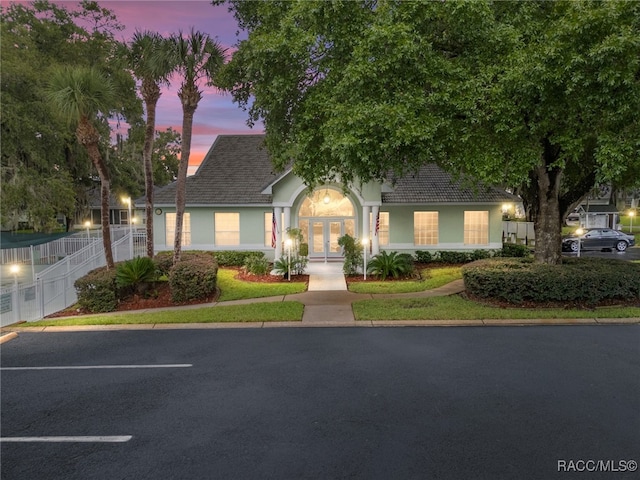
562, 228, 636, 252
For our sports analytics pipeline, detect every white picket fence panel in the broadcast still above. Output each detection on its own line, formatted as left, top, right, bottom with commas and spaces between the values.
1, 229, 145, 326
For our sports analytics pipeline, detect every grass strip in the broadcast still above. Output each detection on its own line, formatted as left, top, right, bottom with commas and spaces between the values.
217, 269, 306, 301
24, 302, 304, 326
352, 296, 640, 321
348, 267, 462, 294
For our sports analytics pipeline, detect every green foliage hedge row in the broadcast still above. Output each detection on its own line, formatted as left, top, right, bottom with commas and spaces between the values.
414, 245, 529, 264
462, 257, 640, 304
168, 255, 218, 302
212, 250, 266, 267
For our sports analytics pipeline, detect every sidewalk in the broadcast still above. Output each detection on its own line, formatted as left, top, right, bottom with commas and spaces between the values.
2, 273, 638, 337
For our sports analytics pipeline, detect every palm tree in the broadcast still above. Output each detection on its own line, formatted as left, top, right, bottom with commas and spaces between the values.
47, 66, 116, 269
125, 31, 175, 258
170, 28, 225, 264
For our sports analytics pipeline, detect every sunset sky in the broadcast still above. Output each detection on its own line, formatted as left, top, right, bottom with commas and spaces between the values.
9, 0, 263, 168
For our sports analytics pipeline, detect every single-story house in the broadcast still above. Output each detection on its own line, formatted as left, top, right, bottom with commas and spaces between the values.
148, 135, 520, 260
575, 204, 621, 229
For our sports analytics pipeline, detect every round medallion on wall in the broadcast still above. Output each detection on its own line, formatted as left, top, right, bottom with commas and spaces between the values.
154, 208, 163, 215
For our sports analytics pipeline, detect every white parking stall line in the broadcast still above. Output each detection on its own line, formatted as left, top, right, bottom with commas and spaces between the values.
1, 436, 133, 443
1, 364, 192, 371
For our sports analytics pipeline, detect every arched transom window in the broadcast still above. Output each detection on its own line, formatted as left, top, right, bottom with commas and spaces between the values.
298, 189, 354, 217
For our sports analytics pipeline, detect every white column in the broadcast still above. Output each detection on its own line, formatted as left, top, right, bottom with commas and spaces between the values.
274, 207, 283, 259
362, 205, 370, 243
371, 205, 380, 255
284, 207, 291, 235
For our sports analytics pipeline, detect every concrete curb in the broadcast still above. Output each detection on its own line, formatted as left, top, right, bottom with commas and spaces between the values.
2, 318, 638, 333
0, 332, 18, 343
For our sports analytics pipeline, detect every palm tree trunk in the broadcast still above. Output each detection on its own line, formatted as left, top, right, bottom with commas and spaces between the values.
143, 96, 158, 258
85, 141, 114, 269
173, 106, 195, 264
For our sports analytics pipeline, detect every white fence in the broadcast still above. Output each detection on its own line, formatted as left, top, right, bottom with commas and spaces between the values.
1, 229, 145, 326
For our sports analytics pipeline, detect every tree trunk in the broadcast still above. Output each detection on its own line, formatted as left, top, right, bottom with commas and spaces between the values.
173, 105, 196, 264
143, 89, 160, 259
532, 139, 564, 265
85, 143, 114, 269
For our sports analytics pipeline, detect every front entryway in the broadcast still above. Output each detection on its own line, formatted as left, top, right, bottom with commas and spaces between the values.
298, 188, 357, 261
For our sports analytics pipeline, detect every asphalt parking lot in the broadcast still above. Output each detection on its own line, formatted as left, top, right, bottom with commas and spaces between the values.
2, 327, 638, 480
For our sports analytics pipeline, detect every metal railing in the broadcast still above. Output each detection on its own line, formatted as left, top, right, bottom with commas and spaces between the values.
1, 229, 146, 327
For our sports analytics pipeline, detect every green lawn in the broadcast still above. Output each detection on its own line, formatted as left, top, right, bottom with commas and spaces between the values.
24, 301, 304, 326
347, 267, 462, 294
217, 268, 307, 301
352, 296, 640, 321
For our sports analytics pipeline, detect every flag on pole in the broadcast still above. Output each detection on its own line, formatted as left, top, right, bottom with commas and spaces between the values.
271, 211, 277, 248
374, 211, 380, 236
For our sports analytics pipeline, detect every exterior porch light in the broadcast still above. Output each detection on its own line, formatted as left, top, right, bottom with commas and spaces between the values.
121, 196, 133, 258
575, 227, 584, 257
361, 237, 368, 280
10, 264, 20, 321
285, 238, 293, 281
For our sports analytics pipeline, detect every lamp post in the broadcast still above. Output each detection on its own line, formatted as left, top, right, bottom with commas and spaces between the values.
285, 238, 292, 281
575, 228, 584, 257
122, 196, 133, 258
10, 264, 20, 322
84, 220, 91, 241
629, 211, 635, 233
362, 238, 368, 280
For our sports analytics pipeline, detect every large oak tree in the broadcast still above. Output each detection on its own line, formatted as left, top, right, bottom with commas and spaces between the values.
217, 0, 640, 264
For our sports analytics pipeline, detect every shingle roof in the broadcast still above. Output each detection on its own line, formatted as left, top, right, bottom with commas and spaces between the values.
382, 164, 519, 204
153, 135, 278, 206
152, 134, 518, 206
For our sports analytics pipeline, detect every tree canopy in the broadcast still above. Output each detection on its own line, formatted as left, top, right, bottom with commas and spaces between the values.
218, 0, 640, 263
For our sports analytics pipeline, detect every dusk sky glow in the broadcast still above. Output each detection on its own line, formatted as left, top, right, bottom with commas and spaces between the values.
9, 0, 263, 168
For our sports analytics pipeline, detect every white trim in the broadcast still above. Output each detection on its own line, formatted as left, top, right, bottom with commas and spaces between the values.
260, 167, 294, 194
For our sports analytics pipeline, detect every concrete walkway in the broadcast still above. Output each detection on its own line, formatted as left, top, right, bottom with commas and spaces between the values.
2, 267, 638, 337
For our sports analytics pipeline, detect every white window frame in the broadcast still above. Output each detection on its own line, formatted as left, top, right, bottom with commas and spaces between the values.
370, 212, 390, 246
464, 211, 489, 245
215, 212, 240, 246
414, 212, 439, 245
165, 213, 191, 247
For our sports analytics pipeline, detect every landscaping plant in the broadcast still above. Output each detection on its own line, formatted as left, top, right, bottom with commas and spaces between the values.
367, 251, 415, 280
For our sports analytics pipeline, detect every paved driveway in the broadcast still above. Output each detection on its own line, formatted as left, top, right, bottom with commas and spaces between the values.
2, 327, 638, 480
562, 246, 640, 261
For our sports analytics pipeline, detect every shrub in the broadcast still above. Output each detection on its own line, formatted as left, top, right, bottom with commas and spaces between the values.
116, 256, 158, 295
74, 267, 118, 313
500, 243, 530, 258
438, 251, 471, 264
272, 257, 290, 278
414, 250, 434, 264
213, 250, 265, 267
469, 249, 492, 261
367, 251, 415, 280
153, 252, 174, 276
462, 257, 640, 305
243, 253, 270, 275
299, 242, 309, 257
338, 234, 363, 275
168, 257, 218, 302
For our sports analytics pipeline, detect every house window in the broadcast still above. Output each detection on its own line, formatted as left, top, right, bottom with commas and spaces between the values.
165, 213, 191, 246
264, 212, 276, 247
464, 211, 489, 244
370, 212, 390, 246
414, 212, 438, 245
215, 212, 240, 246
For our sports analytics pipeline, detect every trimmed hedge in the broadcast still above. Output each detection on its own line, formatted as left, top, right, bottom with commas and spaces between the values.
212, 250, 265, 267
74, 266, 118, 313
462, 257, 640, 304
168, 256, 218, 302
